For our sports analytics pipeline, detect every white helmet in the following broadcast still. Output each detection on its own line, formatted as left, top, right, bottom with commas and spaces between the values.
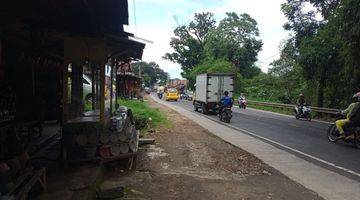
352, 92, 360, 102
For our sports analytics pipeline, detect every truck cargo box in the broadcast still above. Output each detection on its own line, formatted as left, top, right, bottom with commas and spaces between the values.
195, 73, 234, 103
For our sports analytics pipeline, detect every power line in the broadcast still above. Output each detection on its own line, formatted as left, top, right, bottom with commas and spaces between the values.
132, 0, 138, 34
173, 15, 179, 26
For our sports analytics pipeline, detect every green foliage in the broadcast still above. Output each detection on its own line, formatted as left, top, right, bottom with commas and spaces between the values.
165, 12, 262, 84
117, 99, 170, 129
274, 0, 360, 108
163, 12, 215, 79
190, 58, 236, 75
248, 104, 293, 115
84, 101, 92, 112
243, 73, 283, 103
132, 61, 169, 87
163, 1, 360, 110
204, 12, 263, 78
188, 58, 244, 92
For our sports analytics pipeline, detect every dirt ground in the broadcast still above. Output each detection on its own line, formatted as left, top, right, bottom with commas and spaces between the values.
101, 97, 323, 200
37, 97, 324, 200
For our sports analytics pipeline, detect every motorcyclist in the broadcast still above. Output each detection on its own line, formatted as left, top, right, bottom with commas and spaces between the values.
157, 86, 164, 99
239, 93, 246, 101
335, 92, 360, 139
219, 91, 233, 113
297, 93, 306, 114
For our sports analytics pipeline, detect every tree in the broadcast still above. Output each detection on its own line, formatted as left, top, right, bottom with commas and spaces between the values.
132, 61, 169, 87
164, 12, 216, 80
337, 0, 360, 94
165, 12, 262, 86
189, 58, 242, 92
243, 73, 283, 102
281, 0, 322, 47
269, 38, 304, 103
280, 0, 360, 108
204, 12, 263, 78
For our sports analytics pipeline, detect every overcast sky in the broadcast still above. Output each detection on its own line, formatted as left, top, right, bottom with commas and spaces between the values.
126, 0, 289, 79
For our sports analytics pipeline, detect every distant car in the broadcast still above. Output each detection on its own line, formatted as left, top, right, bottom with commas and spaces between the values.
180, 91, 193, 101
180, 93, 187, 99
165, 88, 179, 101
69, 74, 110, 104
186, 91, 194, 101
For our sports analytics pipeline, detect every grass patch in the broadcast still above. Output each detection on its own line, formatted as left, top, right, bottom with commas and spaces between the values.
84, 102, 92, 112
248, 103, 335, 121
247, 104, 293, 116
117, 98, 171, 130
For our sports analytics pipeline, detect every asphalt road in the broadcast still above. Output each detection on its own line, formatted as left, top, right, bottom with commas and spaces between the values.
159, 97, 360, 181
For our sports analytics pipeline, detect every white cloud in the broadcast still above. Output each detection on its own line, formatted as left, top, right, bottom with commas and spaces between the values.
206, 0, 288, 72
131, 23, 183, 78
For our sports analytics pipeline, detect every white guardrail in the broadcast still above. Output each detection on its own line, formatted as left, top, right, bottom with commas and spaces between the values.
239, 100, 340, 115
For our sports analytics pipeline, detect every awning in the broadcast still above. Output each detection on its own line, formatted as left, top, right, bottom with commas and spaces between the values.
116, 72, 141, 80
0, 0, 129, 36
105, 34, 145, 61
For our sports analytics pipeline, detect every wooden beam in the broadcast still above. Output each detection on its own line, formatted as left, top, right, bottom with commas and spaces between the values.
99, 63, 105, 124
91, 64, 95, 110
110, 65, 114, 115
115, 66, 118, 109
61, 63, 68, 124
95, 68, 99, 109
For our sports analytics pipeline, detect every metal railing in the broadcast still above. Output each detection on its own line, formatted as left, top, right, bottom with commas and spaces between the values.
242, 100, 340, 115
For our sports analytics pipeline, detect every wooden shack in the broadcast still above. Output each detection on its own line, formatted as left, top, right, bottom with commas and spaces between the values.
0, 0, 145, 197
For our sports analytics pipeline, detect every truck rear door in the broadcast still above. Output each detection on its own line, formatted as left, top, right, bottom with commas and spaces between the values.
207, 75, 234, 102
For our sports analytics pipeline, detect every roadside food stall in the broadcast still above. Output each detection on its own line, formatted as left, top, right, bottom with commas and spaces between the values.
0, 0, 145, 198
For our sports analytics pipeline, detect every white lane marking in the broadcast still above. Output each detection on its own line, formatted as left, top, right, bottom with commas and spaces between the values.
234, 106, 332, 125
153, 95, 360, 178
209, 115, 360, 178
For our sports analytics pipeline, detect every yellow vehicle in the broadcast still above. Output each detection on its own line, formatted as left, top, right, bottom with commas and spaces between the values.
165, 88, 179, 101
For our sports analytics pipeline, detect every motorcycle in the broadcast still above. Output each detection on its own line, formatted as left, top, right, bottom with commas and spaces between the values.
328, 113, 360, 148
238, 98, 247, 109
219, 106, 232, 123
157, 92, 163, 99
294, 104, 312, 121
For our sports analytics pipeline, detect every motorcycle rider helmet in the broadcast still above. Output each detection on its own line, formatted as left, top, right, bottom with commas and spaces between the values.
299, 93, 304, 97
224, 91, 229, 96
352, 92, 360, 102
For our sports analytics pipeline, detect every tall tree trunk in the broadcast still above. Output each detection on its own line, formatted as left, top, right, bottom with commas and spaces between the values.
317, 67, 327, 107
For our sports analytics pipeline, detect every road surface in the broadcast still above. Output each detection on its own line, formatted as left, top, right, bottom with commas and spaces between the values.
159, 97, 360, 181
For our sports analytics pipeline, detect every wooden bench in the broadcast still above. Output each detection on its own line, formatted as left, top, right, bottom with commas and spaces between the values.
7, 167, 46, 200
17, 121, 43, 140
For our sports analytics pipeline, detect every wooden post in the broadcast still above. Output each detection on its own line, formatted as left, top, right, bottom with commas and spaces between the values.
100, 63, 105, 124
71, 64, 78, 117
95, 68, 99, 109
110, 65, 114, 115
79, 64, 84, 114
91, 64, 95, 110
115, 66, 118, 108
0, 37, 2, 81
69, 63, 83, 117
61, 63, 69, 124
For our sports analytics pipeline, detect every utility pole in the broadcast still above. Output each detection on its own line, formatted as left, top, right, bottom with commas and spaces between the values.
138, 64, 141, 78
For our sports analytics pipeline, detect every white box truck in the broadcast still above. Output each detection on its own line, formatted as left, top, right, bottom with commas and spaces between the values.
193, 73, 235, 114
